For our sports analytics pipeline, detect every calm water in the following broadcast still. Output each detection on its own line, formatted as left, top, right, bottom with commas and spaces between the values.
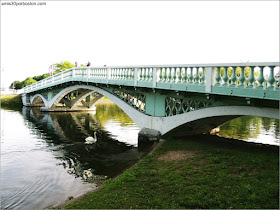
0, 102, 155, 209
219, 116, 279, 146
1, 102, 279, 209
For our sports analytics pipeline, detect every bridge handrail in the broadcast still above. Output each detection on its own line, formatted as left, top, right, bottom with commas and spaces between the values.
22, 62, 280, 100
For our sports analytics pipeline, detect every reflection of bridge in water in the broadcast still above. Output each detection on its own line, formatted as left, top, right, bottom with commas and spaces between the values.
21, 62, 279, 138
21, 107, 155, 179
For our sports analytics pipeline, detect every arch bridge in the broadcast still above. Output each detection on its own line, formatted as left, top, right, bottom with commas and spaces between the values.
21, 62, 280, 138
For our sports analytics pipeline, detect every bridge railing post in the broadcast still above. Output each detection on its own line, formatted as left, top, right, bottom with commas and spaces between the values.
153, 67, 158, 88
106, 67, 110, 83
205, 66, 216, 92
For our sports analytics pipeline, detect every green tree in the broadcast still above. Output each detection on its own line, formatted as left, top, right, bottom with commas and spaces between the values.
33, 73, 50, 81
9, 80, 23, 89
54, 61, 75, 74
23, 77, 37, 86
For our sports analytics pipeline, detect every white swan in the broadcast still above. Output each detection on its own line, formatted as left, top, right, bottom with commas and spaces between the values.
85, 132, 97, 144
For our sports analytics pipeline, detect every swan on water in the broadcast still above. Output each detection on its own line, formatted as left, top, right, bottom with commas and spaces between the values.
85, 132, 97, 144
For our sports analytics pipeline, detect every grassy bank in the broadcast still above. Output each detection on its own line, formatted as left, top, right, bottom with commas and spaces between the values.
0, 95, 23, 110
63, 135, 279, 209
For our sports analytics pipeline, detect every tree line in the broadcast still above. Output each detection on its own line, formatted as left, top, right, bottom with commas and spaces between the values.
10, 61, 76, 89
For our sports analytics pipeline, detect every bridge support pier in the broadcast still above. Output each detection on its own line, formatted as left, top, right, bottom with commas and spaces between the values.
138, 128, 161, 142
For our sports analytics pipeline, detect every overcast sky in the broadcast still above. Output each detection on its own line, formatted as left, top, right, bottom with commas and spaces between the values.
1, 0, 279, 88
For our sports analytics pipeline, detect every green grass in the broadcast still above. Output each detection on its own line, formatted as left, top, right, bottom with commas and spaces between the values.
64, 135, 279, 209
0, 95, 23, 110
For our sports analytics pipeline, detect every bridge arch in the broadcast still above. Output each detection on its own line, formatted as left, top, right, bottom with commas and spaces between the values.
46, 85, 151, 129
30, 94, 48, 107
151, 106, 279, 136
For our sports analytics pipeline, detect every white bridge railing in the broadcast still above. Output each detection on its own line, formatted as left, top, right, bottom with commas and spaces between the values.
23, 62, 280, 100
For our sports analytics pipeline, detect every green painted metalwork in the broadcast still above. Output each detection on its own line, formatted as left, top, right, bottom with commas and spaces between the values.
222, 67, 229, 87
230, 67, 237, 87
200, 68, 205, 85
178, 68, 182, 83
194, 67, 199, 84
247, 66, 255, 88
267, 66, 275, 90
163, 68, 167, 82
165, 96, 211, 117
257, 66, 265, 89
112, 89, 146, 113
215, 67, 221, 86
239, 67, 245, 87
172, 68, 176, 83
189, 67, 193, 83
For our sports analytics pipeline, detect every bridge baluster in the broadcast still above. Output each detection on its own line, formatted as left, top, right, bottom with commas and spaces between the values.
149, 68, 153, 81
126, 68, 129, 79
95, 69, 97, 78
168, 68, 172, 82
118, 68, 122, 80
114, 69, 117, 79
131, 68, 134, 79
275, 67, 279, 90
230, 67, 237, 87
200, 67, 205, 85
127, 68, 130, 80
96, 69, 98, 79
221, 67, 229, 86
159, 68, 163, 82
118, 68, 121, 80
116, 69, 119, 80
178, 67, 182, 83
129, 68, 132, 80
143, 68, 146, 81
122, 68, 125, 80
214, 67, 221, 86
238, 67, 245, 87
124, 68, 127, 79
194, 67, 199, 84
111, 69, 114, 79
163, 68, 167, 82
267, 66, 275, 90
93, 69, 95, 78
184, 68, 188, 83
247, 66, 255, 88
130, 68, 133, 80
139, 68, 142, 81
257, 66, 265, 89
189, 67, 194, 83
172, 68, 176, 83
146, 68, 150, 81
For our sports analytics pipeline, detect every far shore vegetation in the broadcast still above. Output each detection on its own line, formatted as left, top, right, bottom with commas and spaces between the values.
60, 135, 279, 209
0, 95, 23, 110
